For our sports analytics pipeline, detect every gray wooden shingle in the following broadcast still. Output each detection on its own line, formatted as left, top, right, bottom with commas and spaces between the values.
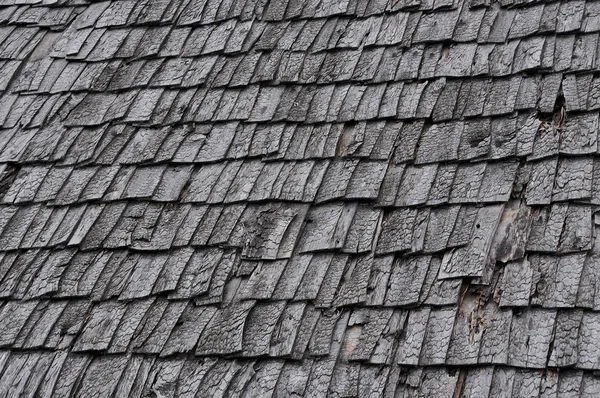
508, 308, 556, 368
73, 301, 126, 352
395, 164, 437, 206
527, 204, 568, 252
396, 307, 430, 365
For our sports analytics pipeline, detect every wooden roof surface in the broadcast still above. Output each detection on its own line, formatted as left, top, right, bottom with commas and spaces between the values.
1, 0, 600, 396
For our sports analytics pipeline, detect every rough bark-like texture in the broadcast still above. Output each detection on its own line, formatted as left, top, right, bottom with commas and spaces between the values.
1, 0, 600, 396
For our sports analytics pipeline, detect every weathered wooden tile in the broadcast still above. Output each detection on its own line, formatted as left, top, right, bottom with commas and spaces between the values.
547, 310, 583, 367
331, 254, 373, 307
394, 307, 430, 366
561, 113, 599, 154
458, 119, 491, 160
415, 122, 462, 164
72, 301, 126, 352
395, 164, 437, 206
384, 256, 430, 307
413, 8, 460, 43
527, 204, 568, 252
508, 308, 556, 368
556, 0, 585, 32
558, 205, 592, 253
314, 159, 357, 203
419, 306, 456, 366
449, 162, 486, 204
525, 158, 558, 205
240, 203, 307, 259
488, 199, 533, 266
2, 165, 50, 204
436, 43, 477, 77
578, 311, 600, 369
298, 203, 353, 252
440, 204, 504, 279
552, 158, 593, 201
343, 206, 381, 254
509, 4, 544, 39
478, 161, 519, 203
194, 300, 255, 356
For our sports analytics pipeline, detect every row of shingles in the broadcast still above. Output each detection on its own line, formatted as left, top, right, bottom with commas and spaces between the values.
46, 0, 600, 45
0, 201, 378, 300
9, 109, 599, 205
1, 113, 596, 306
3, 352, 598, 397
26, 2, 600, 82
0, 156, 373, 256
0, 108, 556, 204
2, 1, 599, 131
49, 0, 588, 30
24, 0, 600, 78
3, 64, 597, 131
18, 43, 595, 126
66, 0, 420, 29
0, 295, 516, 395
7, 279, 600, 371
0, 349, 463, 398
4, 347, 600, 398
377, 196, 593, 278
48, 17, 594, 127
0, 5, 77, 27
1, 270, 596, 387
48, 8, 596, 63
3, 14, 586, 131
0, 245, 238, 302
5, 3, 600, 129
52, 75, 545, 130
12, 24, 600, 97
0, 141, 387, 205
